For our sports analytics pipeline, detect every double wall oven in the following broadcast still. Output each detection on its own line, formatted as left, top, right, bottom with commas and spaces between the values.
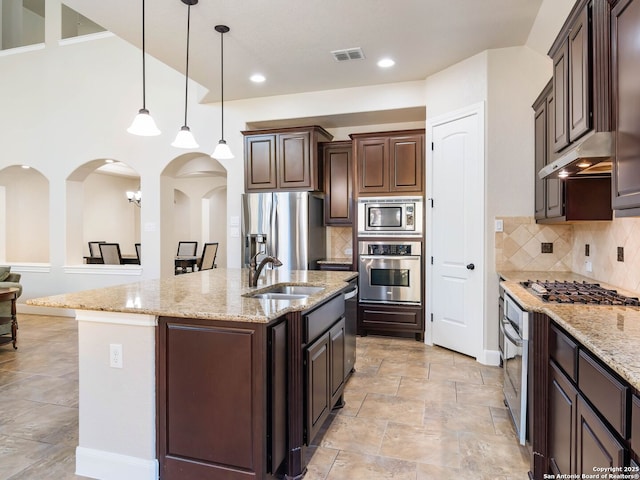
357, 196, 424, 306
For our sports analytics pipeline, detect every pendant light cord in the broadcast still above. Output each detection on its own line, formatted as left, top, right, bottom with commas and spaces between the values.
220, 28, 225, 141
183, 4, 192, 127
141, 0, 147, 110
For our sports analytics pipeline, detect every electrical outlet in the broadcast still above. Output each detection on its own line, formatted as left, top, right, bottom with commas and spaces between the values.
344, 248, 353, 255
541, 242, 553, 254
585, 261, 593, 273
495, 219, 504, 232
585, 244, 590, 257
617, 247, 624, 262
110, 344, 123, 368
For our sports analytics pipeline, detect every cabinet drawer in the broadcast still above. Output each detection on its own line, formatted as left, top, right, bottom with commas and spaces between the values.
632, 394, 640, 457
360, 305, 422, 328
549, 323, 578, 382
578, 350, 629, 438
305, 294, 345, 343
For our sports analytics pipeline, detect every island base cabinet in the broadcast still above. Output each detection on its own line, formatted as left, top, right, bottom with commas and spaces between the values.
548, 361, 578, 475
157, 317, 270, 480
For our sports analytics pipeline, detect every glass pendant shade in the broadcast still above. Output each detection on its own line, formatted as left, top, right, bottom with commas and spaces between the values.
171, 126, 199, 149
127, 108, 161, 136
212, 139, 234, 159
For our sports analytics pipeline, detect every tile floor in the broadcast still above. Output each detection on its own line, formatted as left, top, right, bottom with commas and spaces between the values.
0, 314, 529, 480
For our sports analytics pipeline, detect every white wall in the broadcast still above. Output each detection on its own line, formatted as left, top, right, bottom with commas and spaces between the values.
526, 0, 575, 56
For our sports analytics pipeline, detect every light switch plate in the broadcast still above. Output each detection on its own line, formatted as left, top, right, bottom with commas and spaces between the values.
494, 219, 504, 232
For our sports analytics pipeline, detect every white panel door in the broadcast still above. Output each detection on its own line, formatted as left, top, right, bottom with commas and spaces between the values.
428, 105, 484, 358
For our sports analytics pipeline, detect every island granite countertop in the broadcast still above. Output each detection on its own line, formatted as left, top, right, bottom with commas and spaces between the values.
27, 268, 357, 323
499, 270, 640, 391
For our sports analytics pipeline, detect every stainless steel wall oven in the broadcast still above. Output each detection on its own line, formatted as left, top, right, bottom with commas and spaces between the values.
358, 241, 422, 304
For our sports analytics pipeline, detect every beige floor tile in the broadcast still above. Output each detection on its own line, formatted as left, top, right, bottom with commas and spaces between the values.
480, 365, 504, 386
5, 443, 87, 480
397, 377, 456, 403
353, 354, 383, 374
0, 402, 77, 442
458, 431, 530, 476
405, 345, 456, 366
342, 370, 400, 396
357, 393, 425, 425
326, 450, 417, 480
334, 389, 366, 417
456, 382, 506, 408
490, 406, 518, 436
303, 446, 339, 480
378, 359, 430, 378
380, 422, 461, 468
422, 401, 495, 435
428, 362, 484, 384
417, 462, 511, 480
453, 352, 479, 366
0, 435, 56, 479
320, 413, 387, 455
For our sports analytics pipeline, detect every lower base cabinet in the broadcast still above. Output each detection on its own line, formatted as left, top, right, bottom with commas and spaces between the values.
358, 303, 424, 341
548, 361, 578, 475
576, 395, 625, 473
305, 317, 345, 443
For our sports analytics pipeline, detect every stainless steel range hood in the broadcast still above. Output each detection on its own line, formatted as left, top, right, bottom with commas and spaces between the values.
538, 131, 613, 179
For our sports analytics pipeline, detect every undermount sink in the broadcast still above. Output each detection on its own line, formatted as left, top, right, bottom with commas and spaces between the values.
245, 284, 325, 300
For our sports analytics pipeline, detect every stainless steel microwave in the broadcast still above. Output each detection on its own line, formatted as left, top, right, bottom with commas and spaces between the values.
357, 197, 423, 236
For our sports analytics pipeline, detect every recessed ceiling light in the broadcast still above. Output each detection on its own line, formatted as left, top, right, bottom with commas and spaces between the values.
21, 165, 30, 169
105, 159, 115, 163
250, 74, 266, 83
377, 58, 395, 68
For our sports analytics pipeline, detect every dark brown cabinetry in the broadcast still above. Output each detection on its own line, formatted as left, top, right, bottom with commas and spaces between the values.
612, 0, 640, 215
243, 126, 333, 192
351, 130, 424, 195
533, 318, 633, 480
533, 81, 564, 221
533, 80, 612, 223
322, 141, 353, 225
632, 394, 640, 462
548, 0, 614, 154
358, 303, 424, 341
576, 395, 625, 472
303, 294, 347, 444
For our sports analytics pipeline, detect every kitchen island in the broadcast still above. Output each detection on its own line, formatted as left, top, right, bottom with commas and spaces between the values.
28, 268, 357, 480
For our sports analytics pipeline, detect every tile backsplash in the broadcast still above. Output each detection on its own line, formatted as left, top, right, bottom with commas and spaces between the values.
496, 216, 640, 293
326, 226, 353, 259
495, 217, 573, 272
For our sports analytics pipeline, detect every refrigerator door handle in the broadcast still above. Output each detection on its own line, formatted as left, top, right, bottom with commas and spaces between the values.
272, 193, 278, 260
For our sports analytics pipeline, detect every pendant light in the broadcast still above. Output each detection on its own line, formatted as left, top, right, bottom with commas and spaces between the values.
127, 0, 161, 136
211, 25, 234, 160
172, 0, 199, 149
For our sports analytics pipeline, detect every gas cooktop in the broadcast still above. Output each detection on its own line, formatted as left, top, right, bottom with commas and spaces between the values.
520, 280, 640, 306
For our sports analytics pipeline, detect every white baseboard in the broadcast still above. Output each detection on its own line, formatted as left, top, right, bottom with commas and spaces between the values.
76, 447, 158, 480
478, 349, 501, 366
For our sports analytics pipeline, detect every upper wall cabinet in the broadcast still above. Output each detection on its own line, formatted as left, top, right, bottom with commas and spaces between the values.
243, 126, 333, 192
533, 80, 612, 223
549, 0, 614, 154
611, 0, 640, 215
322, 141, 353, 226
351, 130, 425, 196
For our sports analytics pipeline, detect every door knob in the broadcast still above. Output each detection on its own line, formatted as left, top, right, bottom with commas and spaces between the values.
466, 263, 475, 270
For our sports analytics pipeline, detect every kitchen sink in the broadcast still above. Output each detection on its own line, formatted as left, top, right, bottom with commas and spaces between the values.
245, 284, 325, 300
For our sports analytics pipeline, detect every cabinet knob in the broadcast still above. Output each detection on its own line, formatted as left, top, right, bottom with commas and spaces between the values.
466, 263, 475, 270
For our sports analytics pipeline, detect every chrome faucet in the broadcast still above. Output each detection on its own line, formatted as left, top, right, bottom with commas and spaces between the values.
249, 253, 283, 287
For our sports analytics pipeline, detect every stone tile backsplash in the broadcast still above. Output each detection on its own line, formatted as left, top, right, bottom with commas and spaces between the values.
496, 216, 640, 293
326, 226, 353, 259
495, 217, 573, 272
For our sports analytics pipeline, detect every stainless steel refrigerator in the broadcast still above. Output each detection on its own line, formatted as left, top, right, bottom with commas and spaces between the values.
241, 192, 326, 270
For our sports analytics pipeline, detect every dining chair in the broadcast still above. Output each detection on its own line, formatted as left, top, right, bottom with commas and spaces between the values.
88, 241, 106, 258
198, 243, 218, 271
176, 241, 198, 257
99, 243, 123, 265
175, 241, 198, 274
135, 243, 141, 264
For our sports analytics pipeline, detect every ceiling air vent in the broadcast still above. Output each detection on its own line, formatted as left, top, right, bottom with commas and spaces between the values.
331, 48, 365, 62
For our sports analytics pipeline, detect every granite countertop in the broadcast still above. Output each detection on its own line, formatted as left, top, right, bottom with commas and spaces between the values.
27, 268, 358, 324
498, 270, 640, 391
317, 258, 352, 265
